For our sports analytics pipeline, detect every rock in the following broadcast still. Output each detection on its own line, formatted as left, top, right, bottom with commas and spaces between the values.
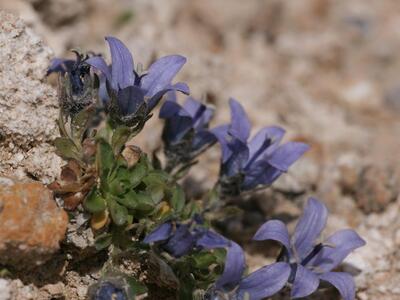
0, 279, 11, 300
0, 177, 68, 268
8, 279, 38, 300
384, 84, 400, 113
42, 282, 64, 298
355, 165, 398, 213
28, 0, 89, 28
0, 11, 61, 182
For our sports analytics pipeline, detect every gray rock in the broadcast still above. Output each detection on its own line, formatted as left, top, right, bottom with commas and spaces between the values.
0, 11, 61, 182
0, 279, 10, 300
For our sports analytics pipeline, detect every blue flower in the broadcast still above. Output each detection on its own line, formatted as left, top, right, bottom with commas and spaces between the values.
208, 198, 365, 300
47, 52, 96, 115
207, 241, 288, 300
159, 94, 216, 169
86, 37, 189, 125
143, 220, 228, 258
212, 98, 309, 196
248, 197, 366, 300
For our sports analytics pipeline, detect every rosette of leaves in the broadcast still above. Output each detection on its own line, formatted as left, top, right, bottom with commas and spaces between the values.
82, 138, 192, 250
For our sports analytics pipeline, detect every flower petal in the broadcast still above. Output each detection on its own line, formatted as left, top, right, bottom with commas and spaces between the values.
228, 98, 251, 142
196, 230, 228, 250
308, 229, 366, 272
211, 125, 231, 162
146, 82, 189, 113
141, 55, 187, 98
216, 242, 246, 291
164, 224, 195, 257
223, 138, 249, 177
85, 56, 112, 83
98, 74, 110, 103
105, 36, 135, 90
242, 161, 282, 190
267, 142, 309, 172
160, 100, 193, 143
165, 90, 178, 102
238, 262, 291, 300
170, 82, 190, 95
159, 100, 183, 119
253, 220, 291, 254
183, 97, 204, 118
47, 58, 75, 75
293, 198, 328, 261
291, 264, 320, 298
183, 97, 213, 129
319, 272, 356, 300
162, 114, 193, 144
192, 130, 216, 152
116, 85, 145, 116
247, 126, 285, 163
143, 222, 173, 243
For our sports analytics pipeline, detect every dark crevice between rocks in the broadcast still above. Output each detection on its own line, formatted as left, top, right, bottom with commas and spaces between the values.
1, 244, 108, 288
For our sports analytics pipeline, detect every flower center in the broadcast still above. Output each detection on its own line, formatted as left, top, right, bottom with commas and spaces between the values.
300, 243, 324, 266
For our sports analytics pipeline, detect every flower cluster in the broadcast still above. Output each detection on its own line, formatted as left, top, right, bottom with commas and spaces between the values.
159, 93, 216, 171
213, 99, 309, 196
48, 51, 94, 115
48, 36, 366, 300
86, 37, 189, 128
143, 216, 227, 257
207, 198, 365, 300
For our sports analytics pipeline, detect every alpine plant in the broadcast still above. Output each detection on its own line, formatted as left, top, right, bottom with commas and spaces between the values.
159, 93, 216, 171
47, 36, 366, 300
86, 37, 189, 127
213, 99, 309, 196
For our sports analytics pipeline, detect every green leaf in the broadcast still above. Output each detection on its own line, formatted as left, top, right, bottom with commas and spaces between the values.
134, 192, 156, 212
192, 252, 217, 269
97, 139, 115, 182
94, 233, 113, 250
126, 277, 147, 295
115, 191, 138, 209
149, 253, 179, 288
182, 201, 201, 220
178, 274, 196, 300
108, 179, 124, 196
171, 186, 185, 213
116, 191, 156, 215
83, 188, 107, 213
142, 170, 169, 186
147, 184, 164, 204
111, 126, 131, 155
108, 167, 132, 196
107, 197, 128, 226
54, 137, 80, 160
96, 121, 113, 143
213, 248, 227, 265
129, 158, 148, 188
71, 106, 92, 139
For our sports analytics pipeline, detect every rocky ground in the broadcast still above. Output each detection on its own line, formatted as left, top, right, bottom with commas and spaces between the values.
1, 0, 400, 299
